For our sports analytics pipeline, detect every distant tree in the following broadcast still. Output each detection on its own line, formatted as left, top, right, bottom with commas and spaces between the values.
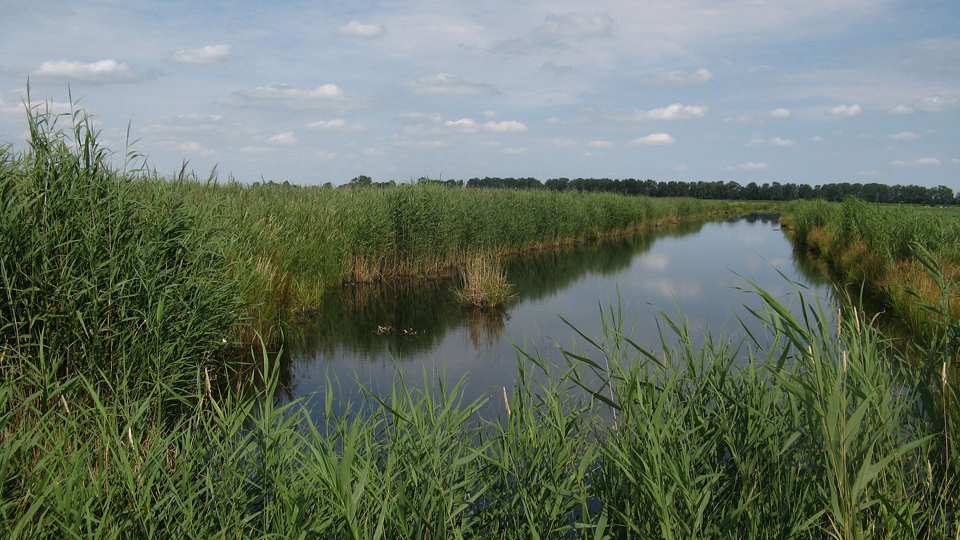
349, 175, 373, 187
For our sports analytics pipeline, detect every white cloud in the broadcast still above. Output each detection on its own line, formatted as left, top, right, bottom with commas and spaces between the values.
33, 59, 141, 83
225, 83, 362, 110
483, 120, 528, 133
589, 140, 613, 148
502, 147, 528, 154
482, 110, 497, 119
630, 133, 676, 146
827, 104, 862, 117
337, 20, 385, 38
740, 162, 768, 170
641, 68, 714, 86
748, 136, 796, 147
886, 131, 920, 141
914, 95, 958, 112
402, 74, 498, 96
169, 44, 231, 65
546, 116, 590, 125
178, 141, 215, 156
889, 105, 915, 114
444, 118, 479, 133
892, 157, 941, 166
442, 118, 527, 133
811, 136, 824, 142
269, 132, 298, 145
769, 108, 792, 118
552, 138, 576, 147
770, 137, 796, 147
307, 118, 363, 132
724, 114, 764, 124
606, 104, 707, 122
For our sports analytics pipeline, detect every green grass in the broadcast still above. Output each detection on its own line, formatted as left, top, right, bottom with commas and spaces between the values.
783, 197, 960, 341
4, 107, 959, 538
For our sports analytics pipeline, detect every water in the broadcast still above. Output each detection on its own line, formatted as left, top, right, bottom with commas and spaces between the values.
281, 213, 835, 412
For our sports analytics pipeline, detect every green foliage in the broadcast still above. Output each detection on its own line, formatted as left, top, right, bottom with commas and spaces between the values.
0, 108, 240, 406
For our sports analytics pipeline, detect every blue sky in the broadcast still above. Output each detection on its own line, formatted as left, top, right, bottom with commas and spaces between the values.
1, 0, 958, 188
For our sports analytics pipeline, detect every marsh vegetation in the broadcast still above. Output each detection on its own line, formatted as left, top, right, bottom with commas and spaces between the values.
1, 109, 958, 538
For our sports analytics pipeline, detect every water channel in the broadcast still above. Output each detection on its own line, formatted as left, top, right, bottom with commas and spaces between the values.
280, 212, 836, 414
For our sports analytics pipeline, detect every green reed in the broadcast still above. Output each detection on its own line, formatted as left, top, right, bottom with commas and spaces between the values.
4, 105, 958, 538
783, 197, 960, 340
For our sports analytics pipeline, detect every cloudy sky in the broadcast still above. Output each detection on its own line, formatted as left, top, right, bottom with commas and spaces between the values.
1, 0, 958, 188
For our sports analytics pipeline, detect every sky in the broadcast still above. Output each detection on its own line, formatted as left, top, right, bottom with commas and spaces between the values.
0, 0, 958, 189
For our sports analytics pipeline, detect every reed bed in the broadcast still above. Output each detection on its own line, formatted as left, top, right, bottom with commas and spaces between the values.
139, 177, 737, 340
3, 275, 958, 538
5, 107, 959, 538
783, 197, 960, 340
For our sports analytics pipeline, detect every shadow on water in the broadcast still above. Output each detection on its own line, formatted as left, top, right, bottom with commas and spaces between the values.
257, 213, 849, 412
285, 218, 713, 364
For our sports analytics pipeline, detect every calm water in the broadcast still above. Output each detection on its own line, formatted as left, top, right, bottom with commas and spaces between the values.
281, 213, 835, 411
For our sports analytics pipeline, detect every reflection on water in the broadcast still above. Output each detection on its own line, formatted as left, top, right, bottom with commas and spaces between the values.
281, 213, 837, 413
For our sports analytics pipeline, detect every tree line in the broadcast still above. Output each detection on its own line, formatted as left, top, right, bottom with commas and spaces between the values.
456, 177, 957, 205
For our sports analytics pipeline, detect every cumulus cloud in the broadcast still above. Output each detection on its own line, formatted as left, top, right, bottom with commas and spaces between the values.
443, 118, 528, 133
891, 157, 941, 166
307, 118, 363, 132
402, 74, 498, 96
589, 140, 613, 148
178, 141, 215, 156
748, 136, 796, 147
337, 20, 385, 38
168, 44, 231, 65
827, 104, 862, 117
889, 105, 915, 114
769, 137, 796, 147
552, 138, 576, 147
641, 68, 714, 86
740, 162, 768, 170
32, 59, 142, 83
914, 95, 958, 112
483, 120, 528, 132
224, 83, 362, 110
886, 131, 920, 141
769, 108, 792, 118
269, 132, 298, 145
629, 133, 676, 146
811, 136, 824, 142
606, 104, 707, 122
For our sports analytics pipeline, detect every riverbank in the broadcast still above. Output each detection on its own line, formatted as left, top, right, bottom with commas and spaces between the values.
3, 111, 958, 538
781, 197, 960, 342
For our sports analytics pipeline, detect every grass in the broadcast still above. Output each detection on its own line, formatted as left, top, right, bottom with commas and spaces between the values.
3, 106, 959, 538
782, 197, 960, 341
140, 175, 747, 341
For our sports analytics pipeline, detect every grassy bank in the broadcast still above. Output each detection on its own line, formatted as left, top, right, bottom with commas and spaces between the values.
782, 197, 960, 340
142, 177, 745, 335
4, 109, 958, 537
3, 277, 958, 538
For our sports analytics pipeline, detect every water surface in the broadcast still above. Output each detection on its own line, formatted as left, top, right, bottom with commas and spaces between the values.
283, 213, 835, 411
